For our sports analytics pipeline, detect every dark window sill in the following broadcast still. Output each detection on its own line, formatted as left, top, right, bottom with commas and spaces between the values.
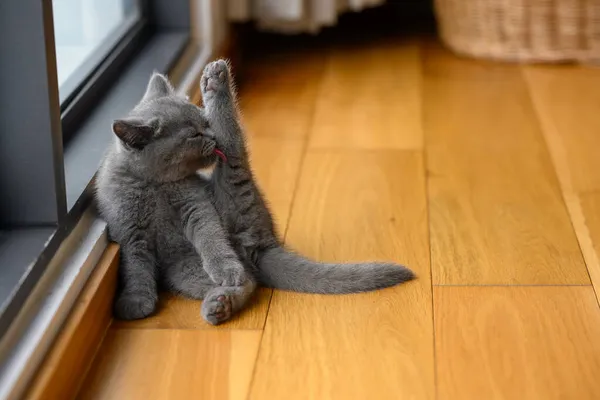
0, 228, 55, 323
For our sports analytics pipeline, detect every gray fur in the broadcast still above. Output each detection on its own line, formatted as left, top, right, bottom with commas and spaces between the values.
200, 60, 415, 295
96, 64, 414, 325
96, 72, 252, 324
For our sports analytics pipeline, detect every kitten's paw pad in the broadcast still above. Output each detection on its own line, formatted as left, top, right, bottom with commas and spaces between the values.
201, 60, 230, 96
201, 293, 232, 325
114, 292, 157, 320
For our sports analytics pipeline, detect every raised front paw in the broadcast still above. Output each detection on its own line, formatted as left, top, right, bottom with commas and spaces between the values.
200, 59, 231, 100
208, 260, 248, 287
114, 291, 157, 320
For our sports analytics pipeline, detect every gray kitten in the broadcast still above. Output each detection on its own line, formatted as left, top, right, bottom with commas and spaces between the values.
96, 62, 414, 325
96, 74, 250, 324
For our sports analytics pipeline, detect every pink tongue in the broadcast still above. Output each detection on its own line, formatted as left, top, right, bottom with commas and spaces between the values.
214, 148, 227, 162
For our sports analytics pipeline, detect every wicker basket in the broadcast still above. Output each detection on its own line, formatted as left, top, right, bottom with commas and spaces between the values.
434, 0, 600, 63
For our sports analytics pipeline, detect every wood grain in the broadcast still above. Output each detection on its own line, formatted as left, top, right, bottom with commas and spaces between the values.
79, 329, 261, 400
27, 244, 119, 400
579, 193, 600, 297
435, 286, 600, 400
246, 137, 305, 233
249, 151, 434, 400
238, 49, 325, 140
523, 66, 600, 193
112, 289, 271, 330
424, 43, 588, 285
309, 39, 422, 150
523, 65, 600, 301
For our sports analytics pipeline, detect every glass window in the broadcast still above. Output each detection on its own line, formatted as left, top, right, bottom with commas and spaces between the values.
52, 0, 142, 103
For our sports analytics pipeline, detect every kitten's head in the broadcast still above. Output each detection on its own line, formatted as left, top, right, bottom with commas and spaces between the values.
112, 73, 216, 181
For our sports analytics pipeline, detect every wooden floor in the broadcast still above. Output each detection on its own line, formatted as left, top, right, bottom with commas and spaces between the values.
79, 37, 600, 400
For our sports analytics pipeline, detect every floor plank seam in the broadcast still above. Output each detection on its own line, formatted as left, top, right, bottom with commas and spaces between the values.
277, 55, 328, 245
419, 39, 438, 400
434, 284, 592, 287
243, 48, 328, 400
244, 289, 273, 400
558, 195, 600, 306
521, 67, 600, 305
423, 149, 438, 400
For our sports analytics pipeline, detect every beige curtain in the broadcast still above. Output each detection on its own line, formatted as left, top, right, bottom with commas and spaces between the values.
228, 0, 385, 33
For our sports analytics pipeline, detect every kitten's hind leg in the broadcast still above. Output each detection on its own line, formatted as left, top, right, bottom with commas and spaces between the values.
163, 256, 256, 325
201, 279, 257, 325
162, 256, 216, 300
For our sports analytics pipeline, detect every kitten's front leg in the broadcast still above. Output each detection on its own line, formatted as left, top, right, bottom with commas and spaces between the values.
115, 241, 159, 320
180, 198, 248, 286
200, 60, 245, 158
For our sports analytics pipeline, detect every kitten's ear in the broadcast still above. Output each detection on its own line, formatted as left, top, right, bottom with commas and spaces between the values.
141, 72, 174, 102
112, 118, 155, 150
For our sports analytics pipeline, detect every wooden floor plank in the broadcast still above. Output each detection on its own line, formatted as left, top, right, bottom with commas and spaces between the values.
523, 66, 600, 194
249, 151, 434, 400
239, 49, 325, 141
308, 39, 422, 150
424, 43, 588, 285
578, 193, 600, 298
246, 137, 305, 232
581, 193, 600, 253
435, 286, 600, 400
523, 66, 600, 301
79, 329, 261, 400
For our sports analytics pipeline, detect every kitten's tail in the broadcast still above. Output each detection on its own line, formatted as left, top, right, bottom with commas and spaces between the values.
256, 246, 415, 294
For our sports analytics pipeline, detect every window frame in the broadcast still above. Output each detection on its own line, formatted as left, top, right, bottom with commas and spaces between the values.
0, 0, 191, 341
59, 0, 152, 143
